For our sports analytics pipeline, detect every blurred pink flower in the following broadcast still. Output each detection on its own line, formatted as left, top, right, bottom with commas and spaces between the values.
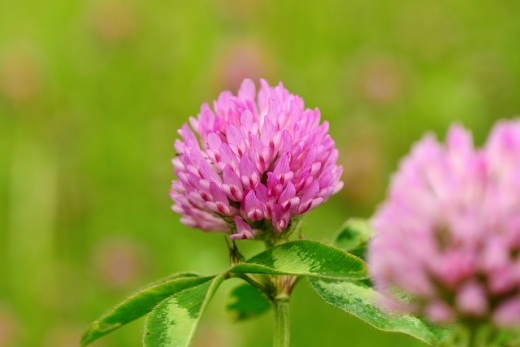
0, 304, 19, 347
212, 39, 276, 93
0, 51, 42, 105
93, 237, 150, 289
354, 57, 405, 107
369, 120, 520, 327
91, 0, 139, 44
171, 79, 343, 240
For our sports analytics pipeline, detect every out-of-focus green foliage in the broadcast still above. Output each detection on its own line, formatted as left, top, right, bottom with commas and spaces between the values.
334, 218, 373, 260
1, 0, 519, 346
227, 283, 271, 321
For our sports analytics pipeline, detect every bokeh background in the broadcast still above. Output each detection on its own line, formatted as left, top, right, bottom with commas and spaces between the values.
1, 0, 519, 346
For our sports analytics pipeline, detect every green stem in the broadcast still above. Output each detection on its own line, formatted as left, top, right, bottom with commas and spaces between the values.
234, 273, 267, 292
467, 328, 476, 347
461, 324, 481, 347
273, 298, 290, 347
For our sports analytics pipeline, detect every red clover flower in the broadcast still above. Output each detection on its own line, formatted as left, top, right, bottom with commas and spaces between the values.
171, 79, 343, 241
369, 121, 520, 328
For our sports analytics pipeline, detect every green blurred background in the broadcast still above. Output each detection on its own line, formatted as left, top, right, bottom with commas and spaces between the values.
1, 0, 519, 346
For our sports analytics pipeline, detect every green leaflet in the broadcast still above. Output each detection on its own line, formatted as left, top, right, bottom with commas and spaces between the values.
310, 278, 450, 345
230, 240, 367, 280
231, 239, 368, 280
81, 273, 211, 347
334, 218, 374, 259
143, 274, 225, 347
227, 283, 271, 321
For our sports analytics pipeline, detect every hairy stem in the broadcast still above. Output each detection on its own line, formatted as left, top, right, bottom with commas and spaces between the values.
273, 298, 290, 347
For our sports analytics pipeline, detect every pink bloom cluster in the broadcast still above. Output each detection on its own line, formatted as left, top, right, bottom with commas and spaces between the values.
171, 79, 343, 240
369, 121, 520, 327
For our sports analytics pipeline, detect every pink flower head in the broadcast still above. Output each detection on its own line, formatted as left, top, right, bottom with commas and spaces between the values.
369, 120, 520, 328
171, 79, 343, 240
